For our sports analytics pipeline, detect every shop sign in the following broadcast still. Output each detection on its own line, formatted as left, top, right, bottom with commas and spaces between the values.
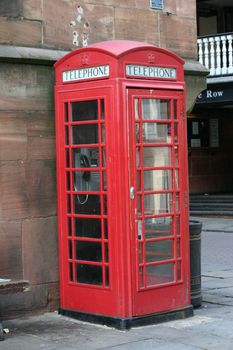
197, 86, 233, 104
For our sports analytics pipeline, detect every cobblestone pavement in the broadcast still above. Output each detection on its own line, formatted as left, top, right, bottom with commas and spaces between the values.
1, 216, 233, 350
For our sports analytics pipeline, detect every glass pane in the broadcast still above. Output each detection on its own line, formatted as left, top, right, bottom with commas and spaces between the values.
137, 195, 142, 216
142, 99, 170, 120
174, 100, 177, 120
101, 125, 105, 143
145, 216, 173, 239
136, 170, 141, 191
74, 194, 100, 214
72, 124, 98, 144
73, 148, 100, 193
134, 98, 139, 120
105, 266, 110, 287
68, 240, 73, 259
102, 149, 106, 168
73, 172, 100, 192
143, 147, 171, 167
175, 193, 180, 211
175, 216, 180, 236
174, 122, 178, 143
142, 123, 171, 143
67, 217, 72, 236
144, 170, 172, 191
103, 195, 108, 215
174, 146, 179, 166
144, 193, 173, 215
101, 99, 105, 120
146, 240, 173, 263
139, 266, 144, 289
65, 126, 69, 145
75, 218, 101, 238
104, 220, 108, 239
75, 241, 102, 262
69, 263, 74, 281
174, 169, 179, 189
73, 148, 99, 168
67, 194, 71, 213
136, 147, 140, 167
66, 171, 70, 191
105, 243, 109, 262
102, 172, 107, 191
71, 100, 98, 121
65, 103, 69, 122
135, 123, 140, 143
66, 149, 70, 168
146, 263, 174, 286
177, 238, 181, 258
177, 261, 182, 280
138, 242, 143, 264
76, 264, 102, 285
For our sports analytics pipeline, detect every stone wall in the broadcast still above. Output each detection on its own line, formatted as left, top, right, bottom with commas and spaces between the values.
0, 0, 197, 59
0, 62, 59, 317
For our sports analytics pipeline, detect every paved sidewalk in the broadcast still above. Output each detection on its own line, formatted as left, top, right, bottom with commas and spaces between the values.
1, 216, 233, 350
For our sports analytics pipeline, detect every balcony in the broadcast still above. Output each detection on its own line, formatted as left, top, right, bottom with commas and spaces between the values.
197, 33, 233, 82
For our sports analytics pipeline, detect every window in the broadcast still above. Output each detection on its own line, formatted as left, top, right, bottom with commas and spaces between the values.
187, 118, 219, 148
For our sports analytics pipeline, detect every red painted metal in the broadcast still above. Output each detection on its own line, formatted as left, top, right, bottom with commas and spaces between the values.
54, 40, 191, 321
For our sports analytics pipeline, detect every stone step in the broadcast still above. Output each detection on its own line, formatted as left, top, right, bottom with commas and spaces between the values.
190, 202, 233, 208
190, 194, 233, 200
190, 210, 233, 216
189, 193, 233, 216
190, 198, 233, 203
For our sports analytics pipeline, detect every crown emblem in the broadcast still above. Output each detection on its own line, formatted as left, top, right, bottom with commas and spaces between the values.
148, 53, 155, 63
81, 54, 89, 66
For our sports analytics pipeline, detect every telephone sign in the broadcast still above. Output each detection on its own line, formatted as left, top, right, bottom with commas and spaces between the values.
126, 64, 176, 79
62, 65, 110, 83
55, 40, 192, 329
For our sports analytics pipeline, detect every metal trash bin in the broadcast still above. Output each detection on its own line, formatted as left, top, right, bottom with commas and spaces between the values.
189, 220, 202, 307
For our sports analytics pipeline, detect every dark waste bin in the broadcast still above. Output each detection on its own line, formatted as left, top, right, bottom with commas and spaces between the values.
189, 220, 202, 308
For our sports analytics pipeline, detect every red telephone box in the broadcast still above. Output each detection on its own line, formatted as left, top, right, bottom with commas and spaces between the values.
54, 40, 193, 329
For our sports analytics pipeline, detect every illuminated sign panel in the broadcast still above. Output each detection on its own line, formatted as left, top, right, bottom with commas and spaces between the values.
126, 64, 176, 79
62, 65, 110, 83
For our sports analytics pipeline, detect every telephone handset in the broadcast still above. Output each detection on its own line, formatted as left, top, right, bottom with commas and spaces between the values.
74, 149, 99, 205
80, 154, 91, 182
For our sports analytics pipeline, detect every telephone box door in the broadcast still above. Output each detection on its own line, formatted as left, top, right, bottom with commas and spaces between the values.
56, 87, 119, 316
128, 89, 190, 316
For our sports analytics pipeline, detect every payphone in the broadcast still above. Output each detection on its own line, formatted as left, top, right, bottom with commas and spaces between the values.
55, 40, 192, 329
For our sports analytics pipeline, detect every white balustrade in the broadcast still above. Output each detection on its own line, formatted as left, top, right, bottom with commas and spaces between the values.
221, 35, 227, 74
197, 38, 203, 65
215, 36, 221, 75
209, 37, 215, 76
227, 35, 233, 74
203, 38, 210, 69
197, 33, 233, 76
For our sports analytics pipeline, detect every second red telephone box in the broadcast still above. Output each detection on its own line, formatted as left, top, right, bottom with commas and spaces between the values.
54, 40, 193, 329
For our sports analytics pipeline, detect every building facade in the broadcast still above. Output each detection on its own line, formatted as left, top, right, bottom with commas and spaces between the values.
0, 0, 205, 317
188, 0, 233, 215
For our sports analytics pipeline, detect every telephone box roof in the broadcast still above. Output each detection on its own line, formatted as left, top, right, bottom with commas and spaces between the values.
54, 40, 184, 67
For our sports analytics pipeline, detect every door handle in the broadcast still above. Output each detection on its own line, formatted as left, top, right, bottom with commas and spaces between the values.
130, 187, 135, 199
137, 220, 142, 240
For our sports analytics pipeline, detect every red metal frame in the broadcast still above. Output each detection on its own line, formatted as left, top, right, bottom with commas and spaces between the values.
128, 89, 190, 315
56, 87, 122, 316
54, 40, 191, 322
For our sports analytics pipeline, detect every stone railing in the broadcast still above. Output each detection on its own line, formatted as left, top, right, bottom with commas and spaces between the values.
197, 33, 233, 76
